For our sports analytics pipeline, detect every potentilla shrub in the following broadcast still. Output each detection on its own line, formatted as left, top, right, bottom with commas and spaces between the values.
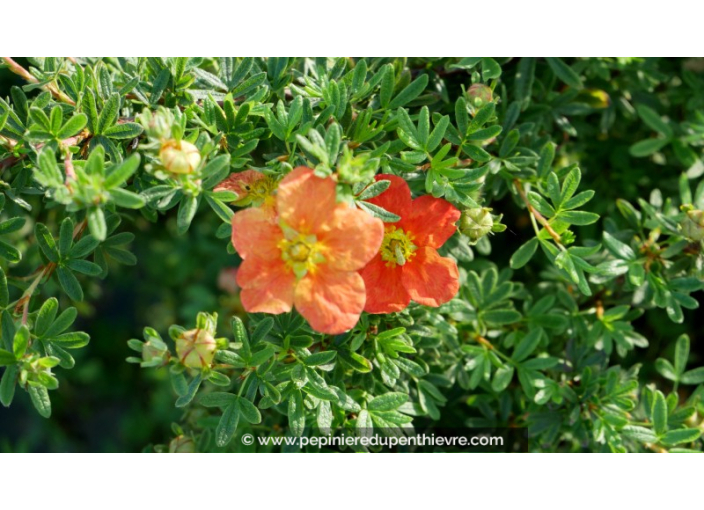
1, 57, 703, 452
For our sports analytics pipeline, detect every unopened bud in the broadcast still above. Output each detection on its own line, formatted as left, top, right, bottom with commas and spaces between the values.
175, 328, 217, 369
169, 435, 195, 453
680, 208, 704, 241
142, 338, 170, 367
467, 84, 493, 107
160, 140, 201, 175
460, 207, 494, 243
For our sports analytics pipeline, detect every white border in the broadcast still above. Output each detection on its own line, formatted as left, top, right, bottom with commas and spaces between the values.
1, 453, 702, 505
2, 1, 702, 54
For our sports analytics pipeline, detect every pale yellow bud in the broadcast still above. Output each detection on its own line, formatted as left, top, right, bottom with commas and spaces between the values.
159, 140, 201, 175
175, 328, 216, 369
169, 435, 195, 453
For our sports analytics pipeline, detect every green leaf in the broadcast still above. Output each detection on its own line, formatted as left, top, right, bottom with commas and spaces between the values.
651, 390, 668, 436
198, 392, 237, 407
655, 358, 677, 381
28, 385, 52, 418
13, 325, 29, 358
368, 392, 408, 412
527, 191, 555, 217
482, 309, 521, 325
57, 113, 87, 139
43, 307, 77, 338
560, 166, 581, 204
105, 153, 141, 188
51, 331, 90, 349
513, 328, 543, 363
250, 317, 274, 345
0, 349, 16, 366
563, 190, 594, 210
603, 231, 636, 260
358, 180, 391, 201
288, 390, 305, 436
303, 351, 337, 367
481, 57, 501, 80
491, 365, 514, 392
379, 65, 394, 108
681, 367, 704, 385
629, 138, 669, 157
177, 196, 198, 235
96, 93, 119, 135
0, 241, 20, 264
215, 401, 240, 447
674, 334, 689, 377
389, 74, 428, 109
237, 397, 262, 424
546, 57, 583, 89
175, 373, 203, 407
0, 267, 7, 308
636, 104, 673, 138
102, 122, 143, 140
356, 409, 373, 436
660, 428, 701, 446
230, 72, 266, 97
427, 115, 450, 152
510, 238, 539, 269
0, 364, 18, 406
558, 211, 599, 225
57, 266, 84, 301
35, 223, 59, 262
109, 188, 146, 209
57, 217, 74, 258
357, 200, 400, 222
35, 298, 59, 337
87, 207, 107, 241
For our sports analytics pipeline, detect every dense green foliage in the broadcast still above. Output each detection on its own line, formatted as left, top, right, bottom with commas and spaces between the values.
1, 57, 703, 452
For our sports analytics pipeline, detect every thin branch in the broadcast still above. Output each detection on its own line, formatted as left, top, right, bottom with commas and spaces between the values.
1, 57, 76, 106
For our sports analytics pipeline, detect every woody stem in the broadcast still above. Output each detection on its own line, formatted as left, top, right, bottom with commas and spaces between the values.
1, 57, 76, 105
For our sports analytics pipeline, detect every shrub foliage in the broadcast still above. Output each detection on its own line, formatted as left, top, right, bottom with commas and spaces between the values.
1, 57, 703, 452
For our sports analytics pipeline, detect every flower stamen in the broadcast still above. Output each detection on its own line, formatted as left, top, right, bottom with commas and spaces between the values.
380, 226, 416, 268
279, 225, 325, 278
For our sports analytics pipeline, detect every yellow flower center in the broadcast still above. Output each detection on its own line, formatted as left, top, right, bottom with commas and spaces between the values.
244, 176, 278, 203
380, 226, 417, 268
279, 224, 326, 278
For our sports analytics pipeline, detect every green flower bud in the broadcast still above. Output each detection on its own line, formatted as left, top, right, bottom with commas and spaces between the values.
175, 328, 217, 369
467, 84, 493, 107
169, 435, 195, 453
680, 208, 704, 241
142, 338, 170, 367
459, 207, 494, 243
159, 139, 201, 175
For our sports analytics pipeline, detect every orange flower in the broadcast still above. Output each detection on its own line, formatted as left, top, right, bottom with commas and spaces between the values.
359, 175, 461, 314
215, 170, 278, 208
231, 167, 384, 334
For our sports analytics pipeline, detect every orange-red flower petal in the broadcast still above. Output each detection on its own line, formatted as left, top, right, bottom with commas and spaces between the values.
215, 170, 265, 200
319, 204, 384, 272
277, 167, 337, 234
237, 257, 295, 314
402, 247, 459, 307
359, 255, 411, 314
294, 269, 366, 334
401, 195, 461, 249
231, 207, 281, 261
